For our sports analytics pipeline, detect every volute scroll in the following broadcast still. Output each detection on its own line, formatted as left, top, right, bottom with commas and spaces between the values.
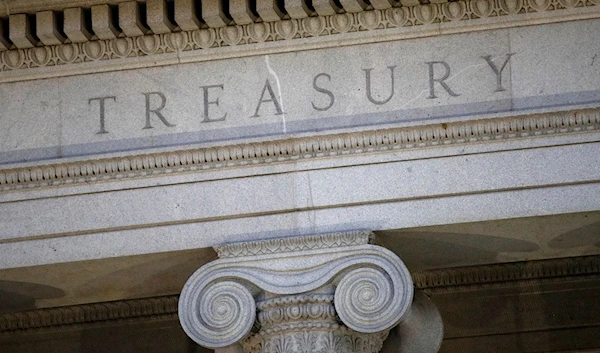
178, 231, 418, 353
179, 280, 257, 348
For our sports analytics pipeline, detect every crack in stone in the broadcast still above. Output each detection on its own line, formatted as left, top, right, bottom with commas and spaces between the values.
265, 55, 287, 134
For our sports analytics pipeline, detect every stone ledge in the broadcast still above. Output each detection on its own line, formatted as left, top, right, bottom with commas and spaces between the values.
1, 107, 598, 192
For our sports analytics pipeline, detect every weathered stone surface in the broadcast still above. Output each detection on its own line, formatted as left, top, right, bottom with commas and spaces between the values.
0, 4, 597, 353
229, 0, 257, 25
201, 0, 231, 27
0, 139, 598, 269
174, 0, 203, 30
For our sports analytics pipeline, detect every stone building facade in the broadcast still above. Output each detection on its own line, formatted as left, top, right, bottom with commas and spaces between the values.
0, 0, 599, 352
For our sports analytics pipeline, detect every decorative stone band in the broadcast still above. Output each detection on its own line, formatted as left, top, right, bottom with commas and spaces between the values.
1, 107, 598, 193
255, 294, 337, 330
0, 295, 180, 333
0, 0, 598, 82
1, 254, 598, 334
412, 253, 600, 290
178, 231, 414, 349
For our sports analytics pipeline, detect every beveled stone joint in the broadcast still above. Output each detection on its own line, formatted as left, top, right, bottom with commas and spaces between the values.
178, 231, 414, 353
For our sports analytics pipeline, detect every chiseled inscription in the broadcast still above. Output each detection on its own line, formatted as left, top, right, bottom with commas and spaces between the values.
364, 66, 397, 105
201, 84, 227, 123
252, 80, 285, 118
143, 92, 175, 129
426, 61, 460, 98
312, 73, 335, 112
88, 53, 514, 135
88, 96, 116, 134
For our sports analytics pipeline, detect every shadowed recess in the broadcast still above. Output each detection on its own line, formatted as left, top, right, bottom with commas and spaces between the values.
548, 222, 600, 249
0, 281, 65, 314
378, 232, 539, 270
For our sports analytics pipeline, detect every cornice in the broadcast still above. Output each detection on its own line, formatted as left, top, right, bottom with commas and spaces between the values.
0, 295, 179, 333
1, 255, 598, 334
0, 107, 598, 193
413, 255, 600, 290
0, 0, 598, 83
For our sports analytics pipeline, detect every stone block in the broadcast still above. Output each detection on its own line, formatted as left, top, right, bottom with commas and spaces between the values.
147, 0, 176, 34
256, 0, 285, 22
399, 0, 420, 6
339, 0, 369, 12
229, 0, 257, 25
119, 1, 149, 37
92, 4, 121, 39
9, 14, 38, 48
0, 19, 599, 169
63, 7, 93, 43
36, 11, 67, 46
174, 0, 203, 30
201, 0, 231, 27
370, 0, 394, 9
312, 0, 342, 16
285, 0, 313, 19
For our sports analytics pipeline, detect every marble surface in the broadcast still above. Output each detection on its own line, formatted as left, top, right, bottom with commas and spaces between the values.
0, 19, 599, 165
0, 139, 598, 269
0, 142, 598, 244
0, 17, 598, 272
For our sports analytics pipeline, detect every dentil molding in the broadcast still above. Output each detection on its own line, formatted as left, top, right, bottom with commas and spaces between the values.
412, 253, 600, 291
0, 0, 598, 82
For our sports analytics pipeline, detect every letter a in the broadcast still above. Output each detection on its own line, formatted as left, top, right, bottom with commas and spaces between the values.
251, 80, 284, 118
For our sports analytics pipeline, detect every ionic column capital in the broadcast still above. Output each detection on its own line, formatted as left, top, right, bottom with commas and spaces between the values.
178, 231, 414, 352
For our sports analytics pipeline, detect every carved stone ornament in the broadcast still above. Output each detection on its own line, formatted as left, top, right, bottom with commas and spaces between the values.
1, 0, 599, 83
178, 231, 414, 353
1, 108, 597, 192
